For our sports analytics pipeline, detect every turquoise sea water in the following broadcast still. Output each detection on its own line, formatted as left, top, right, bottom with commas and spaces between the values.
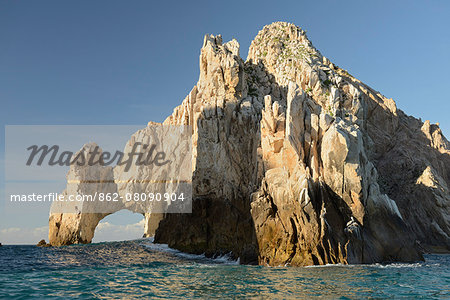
0, 239, 448, 299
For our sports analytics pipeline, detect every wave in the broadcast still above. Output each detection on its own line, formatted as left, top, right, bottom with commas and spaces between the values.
370, 262, 424, 268
305, 262, 427, 269
139, 237, 240, 265
305, 263, 348, 268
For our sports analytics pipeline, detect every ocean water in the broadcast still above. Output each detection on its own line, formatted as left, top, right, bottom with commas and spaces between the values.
0, 239, 448, 299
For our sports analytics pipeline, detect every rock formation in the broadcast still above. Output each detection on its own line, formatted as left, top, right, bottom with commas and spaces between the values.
36, 239, 51, 247
48, 127, 191, 246
49, 22, 449, 266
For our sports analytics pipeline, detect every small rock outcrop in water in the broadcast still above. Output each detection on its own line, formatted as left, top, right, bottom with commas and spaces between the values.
36, 239, 51, 247
49, 22, 449, 266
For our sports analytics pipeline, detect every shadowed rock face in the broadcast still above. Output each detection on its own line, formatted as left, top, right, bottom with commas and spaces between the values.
50, 22, 449, 266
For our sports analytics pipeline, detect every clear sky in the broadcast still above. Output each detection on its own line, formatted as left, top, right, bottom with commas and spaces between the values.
1, 0, 449, 243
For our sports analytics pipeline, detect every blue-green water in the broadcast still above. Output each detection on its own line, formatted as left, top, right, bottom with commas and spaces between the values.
0, 239, 448, 299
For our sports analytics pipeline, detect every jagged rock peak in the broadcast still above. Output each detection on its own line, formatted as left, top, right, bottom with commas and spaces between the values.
248, 22, 320, 62
247, 22, 330, 82
203, 34, 240, 57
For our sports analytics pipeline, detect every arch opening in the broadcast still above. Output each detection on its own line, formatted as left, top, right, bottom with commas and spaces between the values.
92, 210, 146, 243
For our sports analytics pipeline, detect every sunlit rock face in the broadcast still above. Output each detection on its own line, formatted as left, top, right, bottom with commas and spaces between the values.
51, 22, 449, 265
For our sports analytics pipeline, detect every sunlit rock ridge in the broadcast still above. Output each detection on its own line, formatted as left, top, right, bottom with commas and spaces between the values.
50, 22, 450, 266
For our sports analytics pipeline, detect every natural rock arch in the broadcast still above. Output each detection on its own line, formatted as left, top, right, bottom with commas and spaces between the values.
48, 130, 188, 246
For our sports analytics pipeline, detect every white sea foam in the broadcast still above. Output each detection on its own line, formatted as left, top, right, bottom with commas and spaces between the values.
305, 263, 349, 268
139, 237, 240, 265
369, 262, 424, 268
305, 262, 425, 269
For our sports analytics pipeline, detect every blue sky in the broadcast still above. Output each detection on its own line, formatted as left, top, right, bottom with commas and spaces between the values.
1, 0, 449, 243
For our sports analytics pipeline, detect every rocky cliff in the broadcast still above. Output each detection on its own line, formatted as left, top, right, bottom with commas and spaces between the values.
49, 22, 449, 266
